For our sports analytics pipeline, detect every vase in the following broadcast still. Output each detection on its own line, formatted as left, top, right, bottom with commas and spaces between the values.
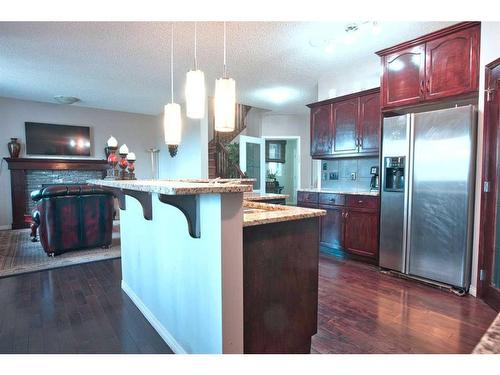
8, 138, 21, 158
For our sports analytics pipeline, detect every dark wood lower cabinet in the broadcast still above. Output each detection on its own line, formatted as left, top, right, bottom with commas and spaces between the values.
243, 217, 319, 353
298, 192, 380, 262
344, 208, 379, 258
319, 205, 344, 249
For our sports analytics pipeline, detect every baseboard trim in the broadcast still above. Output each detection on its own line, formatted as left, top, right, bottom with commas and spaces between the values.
469, 285, 477, 297
121, 280, 187, 354
0, 225, 11, 230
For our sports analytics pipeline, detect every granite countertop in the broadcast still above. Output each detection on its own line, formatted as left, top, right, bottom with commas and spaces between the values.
243, 192, 290, 201
88, 179, 253, 195
298, 188, 380, 197
473, 312, 500, 354
243, 201, 325, 227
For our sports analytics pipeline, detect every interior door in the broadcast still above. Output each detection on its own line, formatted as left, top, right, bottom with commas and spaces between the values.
239, 135, 265, 193
332, 98, 358, 155
479, 59, 500, 311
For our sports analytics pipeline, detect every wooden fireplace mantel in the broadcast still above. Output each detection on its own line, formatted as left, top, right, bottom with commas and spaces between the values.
4, 157, 108, 170
4, 157, 109, 229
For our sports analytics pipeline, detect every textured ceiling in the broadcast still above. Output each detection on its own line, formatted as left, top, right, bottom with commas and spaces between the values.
0, 21, 455, 115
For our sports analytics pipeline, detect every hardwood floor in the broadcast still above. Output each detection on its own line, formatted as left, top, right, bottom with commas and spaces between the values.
0, 254, 496, 354
0, 259, 172, 354
312, 253, 497, 354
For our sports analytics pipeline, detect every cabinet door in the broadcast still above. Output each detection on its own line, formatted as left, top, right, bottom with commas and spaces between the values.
425, 25, 480, 100
358, 92, 381, 154
319, 205, 344, 249
332, 98, 358, 155
344, 209, 379, 258
382, 45, 425, 108
310, 104, 332, 157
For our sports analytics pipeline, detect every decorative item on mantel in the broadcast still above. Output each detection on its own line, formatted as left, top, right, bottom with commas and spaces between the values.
105, 136, 119, 179
126, 152, 136, 180
7, 138, 21, 158
118, 144, 129, 179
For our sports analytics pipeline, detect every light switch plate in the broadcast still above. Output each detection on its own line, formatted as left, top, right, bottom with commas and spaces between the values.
350, 172, 357, 180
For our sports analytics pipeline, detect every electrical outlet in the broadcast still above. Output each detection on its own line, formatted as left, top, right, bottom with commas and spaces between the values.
350, 172, 357, 180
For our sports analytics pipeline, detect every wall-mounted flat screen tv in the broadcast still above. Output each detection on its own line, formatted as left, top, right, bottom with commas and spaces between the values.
25, 122, 91, 156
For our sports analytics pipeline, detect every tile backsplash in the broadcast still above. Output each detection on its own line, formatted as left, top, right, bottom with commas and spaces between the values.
321, 157, 379, 192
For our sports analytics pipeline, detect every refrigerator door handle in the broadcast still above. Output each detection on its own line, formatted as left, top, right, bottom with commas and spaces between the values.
404, 114, 415, 274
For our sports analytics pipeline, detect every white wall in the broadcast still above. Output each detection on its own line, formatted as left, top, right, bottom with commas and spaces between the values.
0, 96, 158, 229
317, 58, 380, 101
470, 22, 500, 296
260, 114, 312, 189
156, 102, 208, 180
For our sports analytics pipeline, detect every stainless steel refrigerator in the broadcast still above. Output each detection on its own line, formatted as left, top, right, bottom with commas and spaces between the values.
379, 105, 476, 290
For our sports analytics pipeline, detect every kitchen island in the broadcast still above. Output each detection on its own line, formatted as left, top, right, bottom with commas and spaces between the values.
88, 179, 325, 354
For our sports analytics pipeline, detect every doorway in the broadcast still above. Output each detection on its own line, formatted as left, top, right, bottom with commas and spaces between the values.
239, 135, 265, 193
478, 57, 500, 311
263, 136, 301, 205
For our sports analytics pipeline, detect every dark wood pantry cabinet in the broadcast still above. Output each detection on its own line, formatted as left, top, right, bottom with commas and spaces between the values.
298, 191, 379, 262
376, 22, 480, 110
307, 88, 381, 159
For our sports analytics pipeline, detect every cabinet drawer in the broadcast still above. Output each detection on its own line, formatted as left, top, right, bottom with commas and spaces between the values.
319, 193, 345, 206
297, 191, 319, 204
346, 195, 379, 209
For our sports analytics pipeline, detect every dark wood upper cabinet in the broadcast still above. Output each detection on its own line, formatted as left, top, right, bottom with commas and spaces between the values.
382, 45, 426, 108
377, 22, 480, 110
343, 208, 379, 258
358, 92, 381, 154
425, 25, 480, 100
307, 88, 380, 159
310, 104, 332, 156
332, 98, 358, 155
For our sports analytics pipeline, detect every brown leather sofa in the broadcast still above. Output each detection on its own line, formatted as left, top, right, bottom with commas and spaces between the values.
31, 185, 115, 256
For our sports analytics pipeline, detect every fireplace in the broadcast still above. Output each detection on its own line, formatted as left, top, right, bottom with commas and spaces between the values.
4, 158, 109, 229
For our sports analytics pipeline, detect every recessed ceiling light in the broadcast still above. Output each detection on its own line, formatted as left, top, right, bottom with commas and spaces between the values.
324, 43, 335, 55
254, 87, 299, 105
54, 95, 80, 105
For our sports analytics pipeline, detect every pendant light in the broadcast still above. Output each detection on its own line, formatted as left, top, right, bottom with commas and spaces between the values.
164, 23, 182, 157
185, 22, 206, 119
214, 22, 236, 132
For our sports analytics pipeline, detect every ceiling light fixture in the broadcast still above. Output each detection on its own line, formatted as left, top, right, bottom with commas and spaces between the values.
164, 23, 182, 157
214, 22, 236, 133
54, 95, 80, 105
185, 22, 206, 119
372, 21, 381, 35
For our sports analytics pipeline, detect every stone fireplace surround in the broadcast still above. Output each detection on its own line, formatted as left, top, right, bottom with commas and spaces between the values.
4, 158, 108, 229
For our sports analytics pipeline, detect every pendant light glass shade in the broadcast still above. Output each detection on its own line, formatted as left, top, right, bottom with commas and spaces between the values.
163, 103, 182, 145
214, 77, 236, 132
185, 69, 206, 119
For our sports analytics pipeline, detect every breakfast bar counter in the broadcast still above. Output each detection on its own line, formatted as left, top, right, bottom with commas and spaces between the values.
88, 178, 325, 354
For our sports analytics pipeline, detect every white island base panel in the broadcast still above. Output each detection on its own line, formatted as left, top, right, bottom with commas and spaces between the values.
119, 192, 244, 354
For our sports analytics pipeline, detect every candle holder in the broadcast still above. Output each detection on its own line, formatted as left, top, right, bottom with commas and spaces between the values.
119, 153, 129, 180
105, 146, 119, 179
127, 157, 136, 180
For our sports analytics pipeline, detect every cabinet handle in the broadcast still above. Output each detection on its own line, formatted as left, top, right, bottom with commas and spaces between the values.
426, 79, 430, 93
358, 200, 363, 204
420, 80, 425, 96
345, 211, 349, 218
330, 199, 336, 203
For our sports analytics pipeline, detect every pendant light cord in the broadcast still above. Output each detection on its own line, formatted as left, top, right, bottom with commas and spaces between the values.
223, 21, 227, 78
171, 23, 174, 103
194, 22, 198, 70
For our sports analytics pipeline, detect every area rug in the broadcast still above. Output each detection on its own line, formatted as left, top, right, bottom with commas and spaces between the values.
0, 222, 121, 278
